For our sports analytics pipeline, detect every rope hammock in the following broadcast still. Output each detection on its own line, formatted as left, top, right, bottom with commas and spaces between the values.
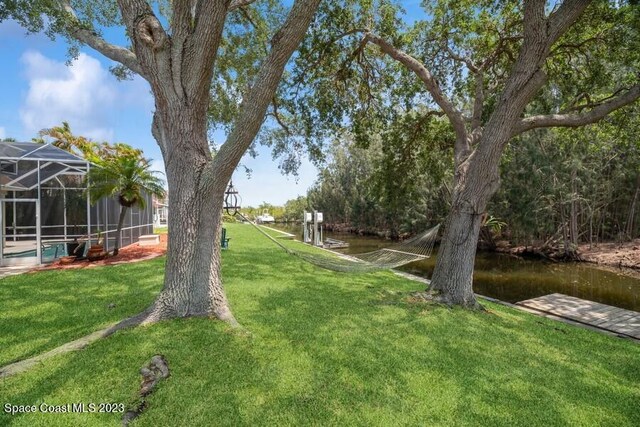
237, 213, 440, 273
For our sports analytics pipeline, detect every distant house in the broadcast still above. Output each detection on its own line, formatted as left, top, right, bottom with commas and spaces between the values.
0, 141, 153, 266
153, 193, 168, 227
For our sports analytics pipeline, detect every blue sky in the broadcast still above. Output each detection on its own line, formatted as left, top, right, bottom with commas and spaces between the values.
0, 2, 424, 206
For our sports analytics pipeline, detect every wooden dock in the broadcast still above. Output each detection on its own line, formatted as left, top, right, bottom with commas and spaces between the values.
517, 293, 640, 340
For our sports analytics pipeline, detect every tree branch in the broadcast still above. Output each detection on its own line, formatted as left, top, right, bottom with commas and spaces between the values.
523, 0, 546, 46
444, 45, 478, 74
203, 0, 321, 192
116, 0, 173, 97
269, 97, 292, 135
478, 17, 522, 72
562, 89, 626, 113
514, 83, 640, 135
187, 1, 230, 105
170, 0, 195, 39
364, 32, 467, 142
229, 0, 260, 11
296, 28, 367, 79
59, 0, 144, 77
488, 0, 554, 123
551, 35, 606, 56
547, 0, 592, 47
471, 72, 484, 135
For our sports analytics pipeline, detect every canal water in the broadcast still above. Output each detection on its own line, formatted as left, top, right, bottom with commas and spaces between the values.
273, 224, 640, 311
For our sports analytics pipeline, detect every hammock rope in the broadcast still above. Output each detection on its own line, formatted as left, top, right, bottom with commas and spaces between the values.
237, 213, 440, 273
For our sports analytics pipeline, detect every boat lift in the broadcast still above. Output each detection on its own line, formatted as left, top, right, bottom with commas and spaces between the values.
303, 210, 322, 246
303, 210, 348, 249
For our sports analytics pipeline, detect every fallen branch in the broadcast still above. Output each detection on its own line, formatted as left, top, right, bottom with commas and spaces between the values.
122, 355, 170, 426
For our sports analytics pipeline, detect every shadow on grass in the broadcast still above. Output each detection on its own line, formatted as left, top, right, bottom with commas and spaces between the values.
0, 258, 165, 366
243, 272, 640, 426
0, 318, 258, 426
1, 223, 638, 426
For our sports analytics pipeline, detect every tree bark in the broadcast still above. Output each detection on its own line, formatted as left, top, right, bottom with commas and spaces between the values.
143, 107, 236, 324
114, 205, 128, 256
568, 168, 579, 255
560, 202, 570, 255
108, 0, 320, 324
430, 206, 483, 307
429, 145, 501, 308
625, 174, 640, 239
421, 0, 608, 307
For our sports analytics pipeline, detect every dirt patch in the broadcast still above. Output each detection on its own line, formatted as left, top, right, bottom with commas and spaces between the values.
578, 239, 640, 270
405, 290, 440, 304
33, 234, 167, 272
494, 238, 640, 279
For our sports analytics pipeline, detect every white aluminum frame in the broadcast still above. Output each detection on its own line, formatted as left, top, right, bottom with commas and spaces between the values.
0, 142, 154, 266
0, 143, 90, 266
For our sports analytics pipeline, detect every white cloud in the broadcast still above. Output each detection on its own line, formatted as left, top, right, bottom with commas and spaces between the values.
0, 127, 5, 140
19, 51, 152, 143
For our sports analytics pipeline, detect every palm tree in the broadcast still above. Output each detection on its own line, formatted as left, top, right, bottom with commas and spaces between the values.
87, 152, 165, 256
38, 121, 95, 158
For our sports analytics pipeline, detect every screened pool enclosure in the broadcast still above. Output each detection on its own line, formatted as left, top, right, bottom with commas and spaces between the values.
0, 142, 153, 266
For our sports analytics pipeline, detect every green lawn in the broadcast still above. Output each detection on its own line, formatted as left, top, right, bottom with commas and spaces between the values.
0, 258, 165, 367
152, 226, 168, 234
0, 223, 638, 426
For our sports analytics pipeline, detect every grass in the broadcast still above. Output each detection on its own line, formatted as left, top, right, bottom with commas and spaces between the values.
0, 258, 165, 366
152, 226, 168, 234
0, 223, 639, 426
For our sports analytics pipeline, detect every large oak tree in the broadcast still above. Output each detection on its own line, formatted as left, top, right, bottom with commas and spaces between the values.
275, 0, 640, 308
1, 0, 321, 323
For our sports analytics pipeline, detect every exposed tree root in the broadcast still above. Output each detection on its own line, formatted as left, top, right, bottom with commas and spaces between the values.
215, 306, 241, 328
0, 306, 241, 379
0, 310, 154, 379
138, 302, 242, 329
122, 355, 170, 426
430, 289, 486, 311
407, 289, 441, 303
402, 288, 486, 311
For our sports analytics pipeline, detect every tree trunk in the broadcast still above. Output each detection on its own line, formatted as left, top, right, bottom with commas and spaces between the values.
430, 206, 484, 308
569, 168, 579, 250
589, 204, 593, 250
113, 205, 128, 256
33, 0, 320, 326
429, 147, 501, 308
143, 108, 236, 325
625, 174, 640, 239
361, 0, 637, 308
560, 202, 570, 256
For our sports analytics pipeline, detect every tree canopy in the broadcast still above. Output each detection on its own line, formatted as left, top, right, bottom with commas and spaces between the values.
268, 0, 640, 307
1, 0, 322, 322
3, 0, 639, 311
264, 0, 639, 169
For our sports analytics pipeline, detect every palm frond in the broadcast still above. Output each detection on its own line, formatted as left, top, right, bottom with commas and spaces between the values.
86, 151, 166, 208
